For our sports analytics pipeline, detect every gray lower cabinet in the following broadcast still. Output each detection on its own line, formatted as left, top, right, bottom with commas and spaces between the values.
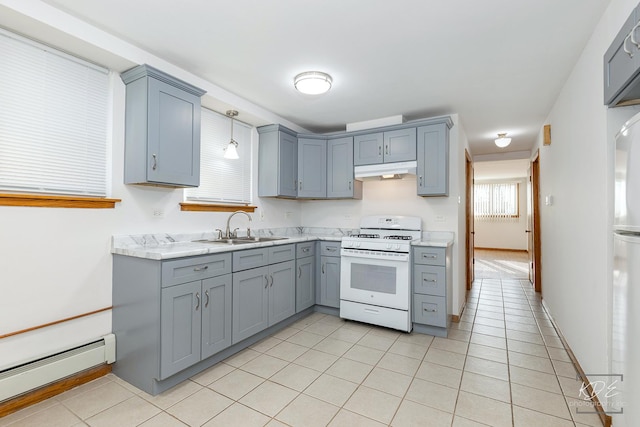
353, 128, 416, 166
412, 245, 452, 337
327, 136, 362, 199
160, 274, 232, 379
296, 242, 316, 312
257, 125, 298, 198
298, 138, 327, 198
113, 252, 232, 393
232, 245, 296, 344
417, 123, 450, 197
317, 241, 341, 308
120, 64, 206, 187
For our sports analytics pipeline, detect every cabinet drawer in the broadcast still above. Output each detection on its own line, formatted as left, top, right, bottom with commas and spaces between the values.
296, 242, 316, 258
233, 248, 269, 272
161, 253, 231, 287
269, 244, 295, 264
413, 246, 445, 266
319, 241, 341, 256
414, 265, 446, 296
413, 294, 447, 327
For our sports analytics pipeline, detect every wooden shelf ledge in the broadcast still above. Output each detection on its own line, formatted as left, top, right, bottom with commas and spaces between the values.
0, 193, 121, 209
180, 203, 256, 213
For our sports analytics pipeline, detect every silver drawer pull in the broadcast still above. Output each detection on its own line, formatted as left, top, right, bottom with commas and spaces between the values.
205, 290, 209, 308
152, 154, 157, 170
326, 247, 337, 252
302, 247, 310, 252
423, 278, 436, 282
422, 254, 437, 259
195, 292, 200, 310
298, 266, 302, 278
423, 307, 437, 313
264, 275, 269, 289
193, 265, 209, 271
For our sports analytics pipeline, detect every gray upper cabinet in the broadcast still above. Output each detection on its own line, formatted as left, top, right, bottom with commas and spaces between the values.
121, 64, 205, 187
258, 125, 298, 198
298, 138, 327, 198
327, 137, 362, 199
417, 124, 449, 197
604, 6, 640, 106
354, 128, 416, 166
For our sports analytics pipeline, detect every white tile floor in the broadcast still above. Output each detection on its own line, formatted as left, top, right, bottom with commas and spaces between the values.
1, 269, 605, 426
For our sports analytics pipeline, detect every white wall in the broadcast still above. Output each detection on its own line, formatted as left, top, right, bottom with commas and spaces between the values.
473, 178, 528, 250
533, 0, 637, 378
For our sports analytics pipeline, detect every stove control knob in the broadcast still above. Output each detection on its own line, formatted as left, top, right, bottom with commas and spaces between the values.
355, 242, 361, 248
395, 244, 401, 250
386, 243, 392, 249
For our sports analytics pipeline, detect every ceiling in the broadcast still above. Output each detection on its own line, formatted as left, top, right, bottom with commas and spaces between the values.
474, 159, 530, 180
37, 0, 610, 155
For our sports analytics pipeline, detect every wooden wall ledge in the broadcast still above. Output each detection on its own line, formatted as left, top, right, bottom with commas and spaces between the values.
180, 203, 256, 213
0, 193, 121, 209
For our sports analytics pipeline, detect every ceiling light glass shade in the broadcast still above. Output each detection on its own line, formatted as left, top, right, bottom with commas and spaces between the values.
294, 71, 332, 95
494, 133, 512, 148
224, 140, 239, 159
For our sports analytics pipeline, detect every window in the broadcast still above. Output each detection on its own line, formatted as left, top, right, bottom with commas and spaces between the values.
474, 182, 519, 220
185, 108, 252, 204
0, 29, 110, 197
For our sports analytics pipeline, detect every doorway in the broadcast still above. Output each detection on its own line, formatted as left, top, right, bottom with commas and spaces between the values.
528, 151, 542, 292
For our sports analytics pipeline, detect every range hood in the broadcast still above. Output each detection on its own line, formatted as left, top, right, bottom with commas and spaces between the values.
354, 161, 417, 181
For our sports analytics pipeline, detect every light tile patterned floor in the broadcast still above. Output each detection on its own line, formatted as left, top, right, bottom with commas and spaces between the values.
1, 252, 604, 427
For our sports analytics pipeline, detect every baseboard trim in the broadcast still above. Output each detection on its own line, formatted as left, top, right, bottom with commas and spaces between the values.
452, 300, 466, 323
0, 364, 111, 418
541, 300, 611, 427
474, 247, 528, 253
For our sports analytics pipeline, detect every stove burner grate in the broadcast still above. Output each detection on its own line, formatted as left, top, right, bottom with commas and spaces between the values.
353, 233, 380, 239
384, 235, 413, 240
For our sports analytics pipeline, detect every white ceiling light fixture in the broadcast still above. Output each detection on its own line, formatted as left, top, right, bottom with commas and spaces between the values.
224, 110, 239, 159
494, 133, 512, 148
294, 71, 332, 95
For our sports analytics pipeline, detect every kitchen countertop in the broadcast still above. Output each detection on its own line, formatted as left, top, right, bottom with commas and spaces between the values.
112, 228, 455, 260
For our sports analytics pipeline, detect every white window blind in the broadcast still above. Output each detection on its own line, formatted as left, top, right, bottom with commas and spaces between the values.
185, 108, 252, 203
474, 182, 519, 221
0, 29, 110, 197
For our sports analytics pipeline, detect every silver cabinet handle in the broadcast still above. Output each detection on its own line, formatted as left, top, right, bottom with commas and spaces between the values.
348, 181, 352, 190
423, 278, 437, 282
326, 246, 337, 252
299, 181, 303, 190
302, 247, 310, 253
385, 145, 389, 155
269, 275, 274, 287
378, 145, 382, 156
422, 254, 437, 259
152, 154, 157, 170
194, 265, 209, 271
423, 307, 437, 313
631, 21, 640, 48
419, 176, 423, 186
205, 290, 209, 308
298, 266, 302, 278
624, 33, 634, 57
264, 275, 269, 288
322, 263, 325, 274
195, 292, 200, 310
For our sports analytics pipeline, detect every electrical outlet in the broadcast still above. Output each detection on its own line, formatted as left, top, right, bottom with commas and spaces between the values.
153, 210, 165, 218
344, 214, 352, 220
285, 211, 292, 220
259, 209, 265, 221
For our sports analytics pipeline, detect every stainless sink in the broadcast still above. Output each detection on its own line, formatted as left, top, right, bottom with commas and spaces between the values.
192, 236, 288, 245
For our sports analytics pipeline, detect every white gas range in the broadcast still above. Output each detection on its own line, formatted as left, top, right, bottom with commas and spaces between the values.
340, 215, 421, 332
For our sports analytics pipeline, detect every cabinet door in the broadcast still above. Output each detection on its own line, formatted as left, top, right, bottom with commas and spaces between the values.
232, 266, 269, 344
147, 77, 201, 187
353, 133, 383, 166
417, 124, 449, 196
279, 131, 298, 197
269, 260, 296, 325
320, 256, 341, 308
383, 128, 416, 163
201, 274, 232, 359
298, 138, 327, 198
160, 281, 202, 379
604, 10, 639, 105
327, 137, 356, 198
296, 256, 315, 312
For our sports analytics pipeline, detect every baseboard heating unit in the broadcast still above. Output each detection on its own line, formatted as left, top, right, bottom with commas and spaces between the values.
0, 334, 115, 402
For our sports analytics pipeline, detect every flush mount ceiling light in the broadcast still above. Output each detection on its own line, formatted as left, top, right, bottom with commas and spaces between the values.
294, 71, 332, 95
224, 110, 239, 159
494, 133, 512, 148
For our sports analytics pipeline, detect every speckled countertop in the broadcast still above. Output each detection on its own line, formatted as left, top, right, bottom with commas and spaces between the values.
112, 227, 454, 260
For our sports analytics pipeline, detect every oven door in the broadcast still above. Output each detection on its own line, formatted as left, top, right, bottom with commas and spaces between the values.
340, 248, 410, 310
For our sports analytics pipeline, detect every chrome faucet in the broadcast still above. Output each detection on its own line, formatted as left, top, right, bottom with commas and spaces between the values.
224, 210, 252, 239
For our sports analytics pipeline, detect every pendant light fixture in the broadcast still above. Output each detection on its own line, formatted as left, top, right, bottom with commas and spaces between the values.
294, 71, 333, 95
494, 133, 512, 148
224, 110, 239, 159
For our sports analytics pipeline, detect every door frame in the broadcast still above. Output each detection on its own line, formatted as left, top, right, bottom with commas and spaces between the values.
529, 150, 542, 293
465, 149, 474, 291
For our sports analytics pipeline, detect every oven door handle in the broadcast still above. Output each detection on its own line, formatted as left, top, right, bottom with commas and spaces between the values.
340, 249, 409, 262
